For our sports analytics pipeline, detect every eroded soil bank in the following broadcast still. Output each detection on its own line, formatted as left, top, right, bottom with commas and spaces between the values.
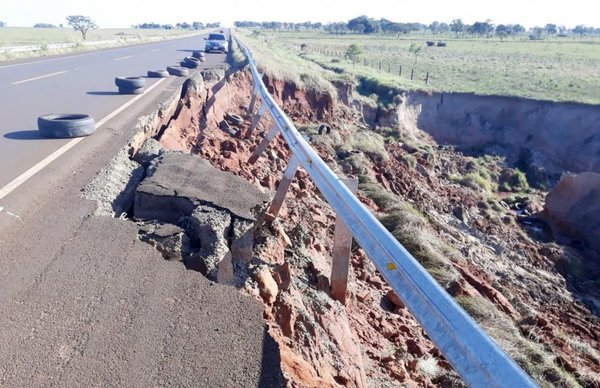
88, 66, 600, 387
355, 89, 600, 190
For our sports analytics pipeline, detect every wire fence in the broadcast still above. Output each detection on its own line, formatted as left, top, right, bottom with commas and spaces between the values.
308, 47, 430, 84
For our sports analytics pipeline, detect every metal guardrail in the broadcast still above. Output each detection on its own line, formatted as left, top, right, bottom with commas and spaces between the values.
234, 35, 537, 387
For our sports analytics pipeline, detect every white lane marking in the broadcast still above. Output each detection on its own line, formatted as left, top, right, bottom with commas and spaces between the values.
0, 52, 97, 70
151, 49, 160, 52
0, 78, 167, 201
11, 71, 68, 85
5, 211, 20, 219
114, 55, 133, 61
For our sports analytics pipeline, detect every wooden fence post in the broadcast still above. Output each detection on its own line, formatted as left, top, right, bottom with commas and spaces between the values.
410, 68, 414, 80
399, 65, 402, 76
425, 72, 429, 84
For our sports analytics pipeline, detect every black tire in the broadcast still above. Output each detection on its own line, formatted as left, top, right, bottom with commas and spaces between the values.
192, 51, 206, 59
38, 113, 96, 138
185, 56, 201, 64
115, 76, 146, 88
219, 120, 232, 130
147, 70, 169, 78
318, 124, 331, 135
166, 66, 189, 77
118, 86, 145, 95
180, 60, 199, 69
198, 56, 206, 63
224, 112, 244, 126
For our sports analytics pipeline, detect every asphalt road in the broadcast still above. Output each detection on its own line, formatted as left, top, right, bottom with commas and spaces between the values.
0, 33, 225, 189
0, 34, 285, 386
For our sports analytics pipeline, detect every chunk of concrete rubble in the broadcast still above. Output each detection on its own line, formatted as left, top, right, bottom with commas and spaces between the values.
134, 152, 270, 223
185, 205, 231, 277
83, 148, 145, 216
138, 222, 188, 261
201, 69, 225, 82
133, 138, 164, 168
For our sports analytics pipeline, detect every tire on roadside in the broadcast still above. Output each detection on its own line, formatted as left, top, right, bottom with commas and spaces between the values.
192, 51, 206, 59
147, 70, 169, 78
224, 112, 244, 126
38, 113, 96, 138
115, 76, 146, 88
166, 66, 189, 77
118, 86, 145, 95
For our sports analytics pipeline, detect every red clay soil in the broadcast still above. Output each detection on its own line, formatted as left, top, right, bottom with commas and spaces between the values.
156, 69, 600, 387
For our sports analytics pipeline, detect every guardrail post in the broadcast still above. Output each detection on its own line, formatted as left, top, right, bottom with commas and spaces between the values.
248, 125, 280, 164
330, 178, 359, 305
261, 155, 300, 223
245, 105, 266, 138
247, 84, 259, 114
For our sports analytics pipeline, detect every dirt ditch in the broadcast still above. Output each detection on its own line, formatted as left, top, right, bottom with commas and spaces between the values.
82, 66, 600, 387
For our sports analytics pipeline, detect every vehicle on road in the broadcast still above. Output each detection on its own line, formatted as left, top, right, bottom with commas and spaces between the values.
204, 33, 228, 53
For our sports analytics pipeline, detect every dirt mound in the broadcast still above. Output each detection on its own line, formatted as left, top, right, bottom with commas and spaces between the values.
543, 172, 600, 253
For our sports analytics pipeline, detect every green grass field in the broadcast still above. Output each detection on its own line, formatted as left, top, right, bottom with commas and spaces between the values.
0, 27, 204, 61
0, 27, 197, 46
244, 30, 600, 104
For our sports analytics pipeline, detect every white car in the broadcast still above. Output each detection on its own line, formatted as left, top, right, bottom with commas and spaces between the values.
204, 33, 228, 53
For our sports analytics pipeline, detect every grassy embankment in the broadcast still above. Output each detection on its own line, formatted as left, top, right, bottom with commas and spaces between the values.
0, 27, 205, 61
248, 30, 600, 105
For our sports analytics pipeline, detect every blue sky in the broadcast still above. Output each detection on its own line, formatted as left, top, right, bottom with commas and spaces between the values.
0, 0, 598, 28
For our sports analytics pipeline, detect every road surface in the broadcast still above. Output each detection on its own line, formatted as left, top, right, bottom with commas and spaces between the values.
0, 33, 224, 189
0, 34, 285, 386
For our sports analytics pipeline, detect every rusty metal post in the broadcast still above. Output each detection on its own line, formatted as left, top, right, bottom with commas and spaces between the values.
248, 125, 280, 164
330, 178, 359, 305
262, 156, 300, 223
247, 81, 260, 114
244, 105, 266, 138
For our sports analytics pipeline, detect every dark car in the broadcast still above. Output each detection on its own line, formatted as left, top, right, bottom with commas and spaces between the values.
204, 33, 228, 53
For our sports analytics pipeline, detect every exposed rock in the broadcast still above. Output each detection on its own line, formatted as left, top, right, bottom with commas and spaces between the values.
386, 290, 405, 309
543, 172, 600, 253
254, 266, 279, 304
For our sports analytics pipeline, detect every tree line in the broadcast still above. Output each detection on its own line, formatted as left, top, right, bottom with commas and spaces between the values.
235, 16, 600, 38
132, 21, 221, 30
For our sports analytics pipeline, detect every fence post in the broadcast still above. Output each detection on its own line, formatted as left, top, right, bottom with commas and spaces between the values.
425, 72, 429, 84
330, 178, 359, 304
399, 65, 402, 76
379, 61, 381, 70
410, 68, 414, 80
261, 156, 300, 223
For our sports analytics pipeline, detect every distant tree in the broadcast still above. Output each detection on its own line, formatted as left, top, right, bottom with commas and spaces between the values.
438, 22, 450, 34
496, 30, 508, 42
572, 24, 587, 37
512, 24, 526, 34
325, 22, 349, 35
529, 26, 544, 40
544, 24, 557, 35
387, 23, 412, 37
347, 15, 379, 34
469, 20, 494, 37
345, 43, 362, 67
34, 23, 57, 28
66, 15, 97, 40
192, 21, 204, 30
450, 19, 465, 37
429, 21, 440, 35
408, 43, 422, 64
